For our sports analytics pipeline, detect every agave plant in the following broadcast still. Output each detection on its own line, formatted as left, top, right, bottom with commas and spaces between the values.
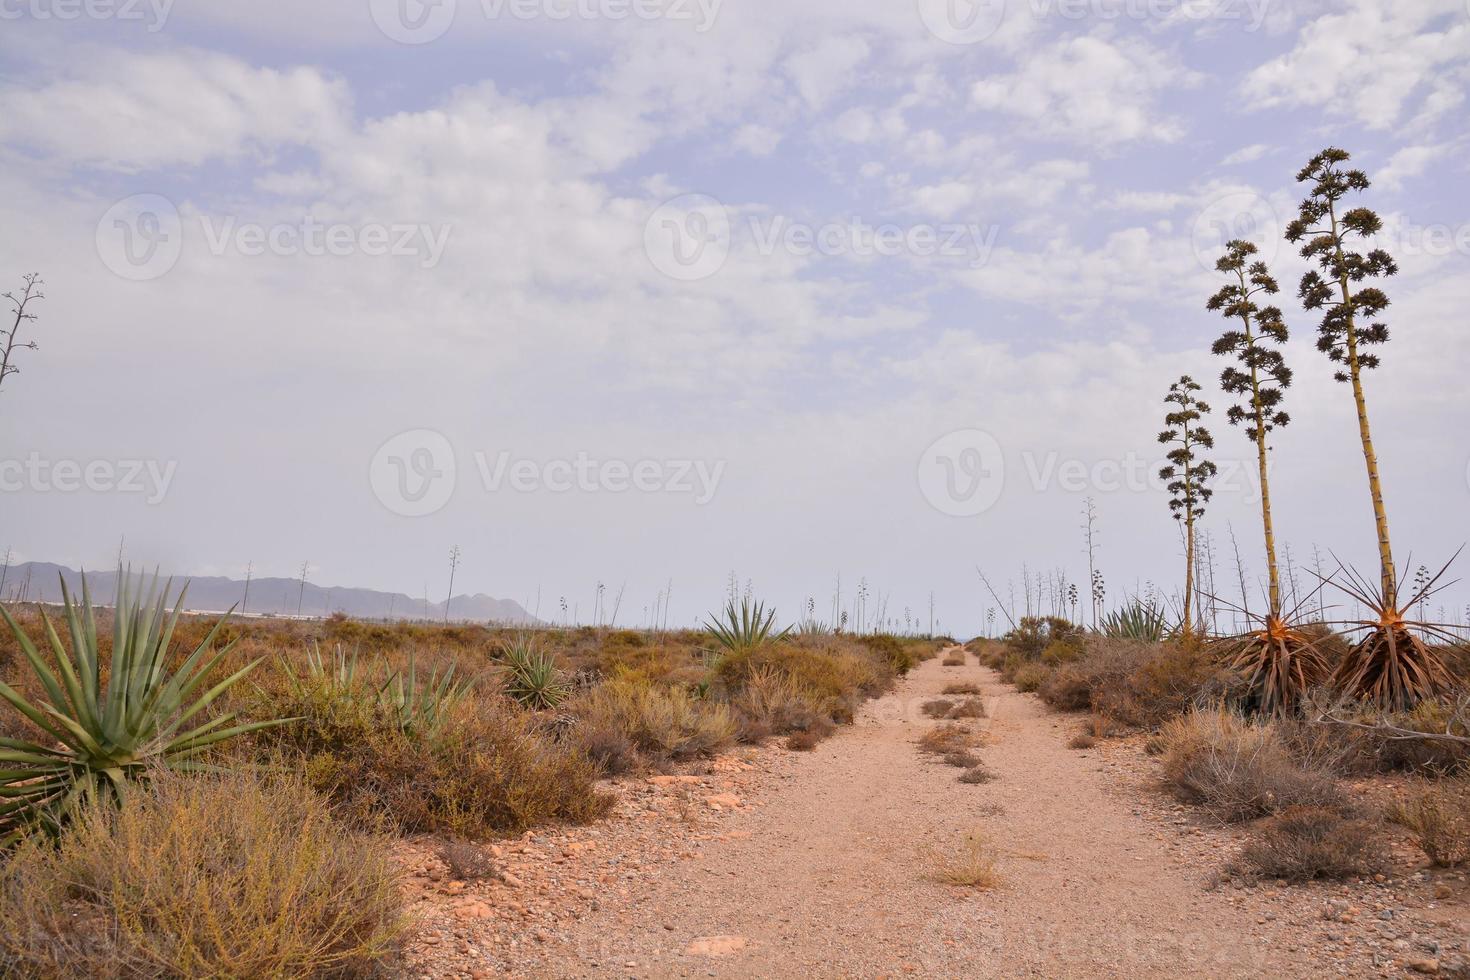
284, 640, 362, 697
704, 598, 792, 654
0, 571, 289, 844
378, 653, 472, 736
1327, 556, 1460, 711
1098, 601, 1170, 642
498, 635, 569, 710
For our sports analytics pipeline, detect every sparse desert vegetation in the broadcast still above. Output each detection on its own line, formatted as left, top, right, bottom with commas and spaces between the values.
6, 2, 1470, 964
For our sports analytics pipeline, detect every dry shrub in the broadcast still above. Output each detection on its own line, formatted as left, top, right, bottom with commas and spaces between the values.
942, 652, 966, 667
1003, 617, 1082, 659
932, 830, 999, 888
1068, 733, 1097, 750
1388, 781, 1470, 867
946, 698, 987, 720
570, 680, 736, 772
1325, 697, 1470, 775
943, 682, 982, 696
785, 730, 822, 752
858, 633, 918, 674
1160, 709, 1344, 822
1038, 666, 1092, 712
295, 697, 612, 839
922, 699, 955, 719
1231, 805, 1385, 881
724, 666, 833, 743
0, 771, 404, 979
1013, 662, 1049, 693
943, 749, 982, 768
958, 765, 995, 785
919, 723, 976, 756
721, 638, 894, 724
1069, 638, 1237, 729
438, 840, 498, 881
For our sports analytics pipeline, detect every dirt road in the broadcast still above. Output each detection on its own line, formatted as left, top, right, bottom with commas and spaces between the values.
519, 647, 1328, 978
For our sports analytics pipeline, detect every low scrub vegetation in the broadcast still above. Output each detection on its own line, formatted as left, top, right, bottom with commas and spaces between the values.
0, 771, 404, 978
1159, 709, 1344, 822
1388, 781, 1470, 867
1231, 805, 1386, 881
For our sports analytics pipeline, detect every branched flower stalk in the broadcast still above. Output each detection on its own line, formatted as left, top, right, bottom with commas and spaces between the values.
1207, 242, 1328, 713
1158, 376, 1217, 640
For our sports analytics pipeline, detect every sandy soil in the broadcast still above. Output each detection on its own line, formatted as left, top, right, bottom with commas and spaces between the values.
404, 647, 1468, 979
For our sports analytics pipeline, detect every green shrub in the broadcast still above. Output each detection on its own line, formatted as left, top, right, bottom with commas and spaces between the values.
0, 770, 404, 978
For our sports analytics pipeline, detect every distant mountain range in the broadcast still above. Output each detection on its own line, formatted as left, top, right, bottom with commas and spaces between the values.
0, 562, 539, 625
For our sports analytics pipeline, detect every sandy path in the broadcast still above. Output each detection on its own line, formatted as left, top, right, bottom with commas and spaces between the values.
525, 648, 1330, 978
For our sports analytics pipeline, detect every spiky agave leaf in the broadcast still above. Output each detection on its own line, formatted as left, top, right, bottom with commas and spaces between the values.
379, 652, 474, 734
1222, 616, 1332, 717
497, 635, 568, 710
1324, 555, 1462, 712
1210, 578, 1337, 717
1099, 600, 1171, 642
703, 598, 793, 654
0, 569, 293, 844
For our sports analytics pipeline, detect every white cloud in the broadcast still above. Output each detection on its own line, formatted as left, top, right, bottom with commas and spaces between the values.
970, 36, 1196, 145
732, 124, 783, 156
1376, 144, 1450, 192
1242, 0, 1470, 130
784, 35, 872, 110
0, 48, 350, 171
1221, 143, 1271, 166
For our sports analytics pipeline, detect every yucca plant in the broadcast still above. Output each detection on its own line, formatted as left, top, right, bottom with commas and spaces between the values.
0, 571, 289, 844
704, 598, 792, 654
1099, 601, 1170, 642
378, 653, 472, 736
498, 635, 568, 710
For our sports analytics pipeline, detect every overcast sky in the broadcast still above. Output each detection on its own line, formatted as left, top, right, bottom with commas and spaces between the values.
1, 0, 1467, 635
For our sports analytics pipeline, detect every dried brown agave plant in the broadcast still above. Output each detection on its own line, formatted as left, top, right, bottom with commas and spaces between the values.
1325, 553, 1462, 712
1211, 583, 1335, 717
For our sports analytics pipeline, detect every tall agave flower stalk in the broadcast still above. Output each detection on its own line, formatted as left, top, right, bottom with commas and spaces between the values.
1157, 376, 1217, 640
1207, 239, 1328, 714
1287, 147, 1452, 709
0, 570, 290, 844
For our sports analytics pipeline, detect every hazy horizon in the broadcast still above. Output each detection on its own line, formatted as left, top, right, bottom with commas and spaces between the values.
3, 0, 1468, 636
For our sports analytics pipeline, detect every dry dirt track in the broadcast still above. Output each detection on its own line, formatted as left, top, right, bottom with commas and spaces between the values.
523, 647, 1331, 979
